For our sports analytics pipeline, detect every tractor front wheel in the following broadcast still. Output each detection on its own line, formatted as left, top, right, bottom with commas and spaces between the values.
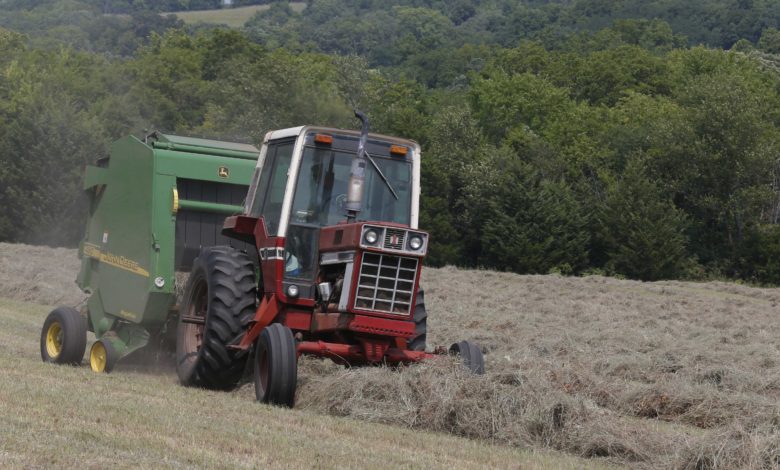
177, 246, 256, 390
254, 323, 297, 407
40, 306, 87, 365
450, 340, 485, 375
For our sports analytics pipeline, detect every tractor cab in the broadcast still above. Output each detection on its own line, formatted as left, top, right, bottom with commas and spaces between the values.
206, 114, 480, 406
227, 123, 426, 318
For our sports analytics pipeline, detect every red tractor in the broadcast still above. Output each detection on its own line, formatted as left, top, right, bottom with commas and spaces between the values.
177, 112, 483, 406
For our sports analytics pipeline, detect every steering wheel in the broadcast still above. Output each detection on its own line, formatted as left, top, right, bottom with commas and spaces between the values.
333, 193, 347, 211
321, 193, 347, 213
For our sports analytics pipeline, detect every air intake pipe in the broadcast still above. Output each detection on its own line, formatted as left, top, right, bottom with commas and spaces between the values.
346, 110, 369, 222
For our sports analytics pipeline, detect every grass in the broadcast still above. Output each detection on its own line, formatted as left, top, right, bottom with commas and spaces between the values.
0, 298, 606, 469
3, 243, 780, 468
171, 3, 306, 28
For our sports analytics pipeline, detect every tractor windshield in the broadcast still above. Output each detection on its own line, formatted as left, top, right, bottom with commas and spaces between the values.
283, 145, 412, 280
290, 146, 412, 227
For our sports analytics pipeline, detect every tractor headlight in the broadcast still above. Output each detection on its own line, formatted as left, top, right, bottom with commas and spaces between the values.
287, 284, 299, 298
364, 229, 379, 245
409, 236, 423, 251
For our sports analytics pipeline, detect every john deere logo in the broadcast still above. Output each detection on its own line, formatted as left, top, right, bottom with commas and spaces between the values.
218, 166, 229, 178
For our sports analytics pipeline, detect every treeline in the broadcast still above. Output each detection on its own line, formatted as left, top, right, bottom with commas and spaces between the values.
1, 0, 272, 14
1, 2, 780, 283
243, 0, 780, 58
3, 1, 780, 59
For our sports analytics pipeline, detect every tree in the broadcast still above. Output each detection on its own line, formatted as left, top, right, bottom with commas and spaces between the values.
597, 158, 689, 280
758, 27, 780, 54
470, 70, 574, 144
0, 48, 111, 245
129, 30, 210, 131
419, 106, 489, 266
475, 156, 591, 274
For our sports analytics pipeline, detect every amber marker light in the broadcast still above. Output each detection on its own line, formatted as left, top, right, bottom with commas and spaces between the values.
314, 134, 333, 144
390, 144, 408, 155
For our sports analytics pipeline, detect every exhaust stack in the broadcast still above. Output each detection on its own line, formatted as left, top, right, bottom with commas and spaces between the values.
346, 110, 369, 222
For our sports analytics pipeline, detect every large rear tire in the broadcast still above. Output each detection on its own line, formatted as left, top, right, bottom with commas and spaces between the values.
254, 323, 297, 408
40, 306, 87, 365
177, 246, 256, 390
407, 289, 427, 352
450, 340, 485, 375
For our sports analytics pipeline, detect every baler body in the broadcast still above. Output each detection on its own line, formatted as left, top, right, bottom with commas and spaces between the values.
76, 133, 259, 355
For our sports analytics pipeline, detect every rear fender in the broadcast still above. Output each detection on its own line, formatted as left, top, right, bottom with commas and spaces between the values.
223, 215, 285, 299
222, 215, 262, 245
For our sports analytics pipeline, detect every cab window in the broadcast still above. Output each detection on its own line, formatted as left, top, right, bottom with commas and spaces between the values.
249, 140, 294, 235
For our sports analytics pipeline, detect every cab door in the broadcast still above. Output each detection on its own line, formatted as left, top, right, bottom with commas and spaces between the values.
247, 139, 295, 295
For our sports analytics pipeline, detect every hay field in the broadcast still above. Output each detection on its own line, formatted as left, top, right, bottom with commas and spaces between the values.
172, 3, 306, 28
0, 243, 84, 306
0, 298, 594, 469
1, 243, 779, 468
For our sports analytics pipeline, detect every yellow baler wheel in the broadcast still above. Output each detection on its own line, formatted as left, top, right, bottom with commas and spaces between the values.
45, 322, 63, 359
40, 307, 87, 365
90, 341, 108, 373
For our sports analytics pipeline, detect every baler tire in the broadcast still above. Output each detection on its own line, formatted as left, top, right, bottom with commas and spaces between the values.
89, 339, 119, 373
407, 289, 427, 352
254, 323, 297, 408
40, 306, 87, 365
449, 340, 485, 375
177, 246, 256, 390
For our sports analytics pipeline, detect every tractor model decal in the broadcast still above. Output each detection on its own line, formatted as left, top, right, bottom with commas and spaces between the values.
258, 247, 284, 261
118, 309, 139, 321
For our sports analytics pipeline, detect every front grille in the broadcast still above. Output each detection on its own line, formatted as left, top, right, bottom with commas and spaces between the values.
355, 252, 418, 315
383, 229, 406, 250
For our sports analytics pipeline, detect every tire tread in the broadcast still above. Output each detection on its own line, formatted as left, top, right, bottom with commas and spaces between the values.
179, 246, 257, 390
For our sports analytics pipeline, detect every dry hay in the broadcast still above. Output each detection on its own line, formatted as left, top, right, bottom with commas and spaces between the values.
677, 420, 780, 470
0, 243, 187, 308
0, 242, 84, 306
296, 268, 780, 469
3, 244, 780, 468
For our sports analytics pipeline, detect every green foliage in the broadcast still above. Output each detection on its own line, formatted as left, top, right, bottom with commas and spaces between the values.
0, 1, 184, 56
737, 225, 780, 284
758, 28, 780, 54
477, 162, 591, 275
596, 159, 689, 281
130, 31, 210, 130
470, 71, 574, 144
2, 2, 780, 285
419, 106, 487, 266
567, 45, 669, 105
669, 50, 780, 262
0, 47, 113, 245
